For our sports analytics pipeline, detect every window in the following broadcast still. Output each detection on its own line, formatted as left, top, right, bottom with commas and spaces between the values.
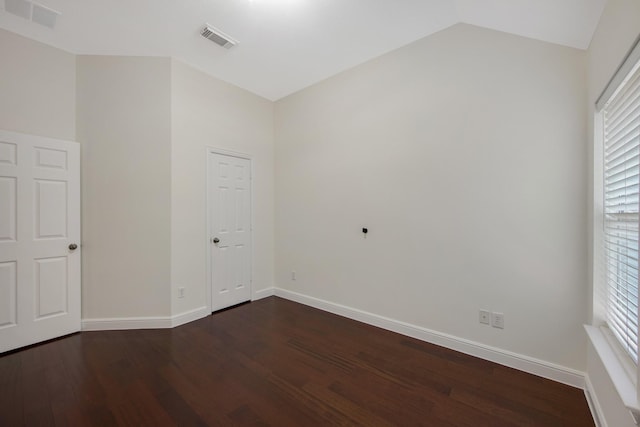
599, 46, 640, 363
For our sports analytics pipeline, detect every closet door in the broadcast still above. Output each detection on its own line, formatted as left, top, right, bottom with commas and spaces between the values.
208, 151, 252, 312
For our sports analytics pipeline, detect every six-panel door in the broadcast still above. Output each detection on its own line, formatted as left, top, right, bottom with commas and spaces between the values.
0, 130, 80, 353
209, 152, 252, 312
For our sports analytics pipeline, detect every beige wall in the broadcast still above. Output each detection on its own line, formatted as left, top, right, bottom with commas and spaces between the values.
0, 29, 75, 140
170, 60, 275, 316
77, 56, 173, 319
275, 23, 588, 371
586, 0, 640, 425
74, 57, 275, 321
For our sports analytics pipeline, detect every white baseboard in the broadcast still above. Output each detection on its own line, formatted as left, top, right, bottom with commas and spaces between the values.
585, 374, 607, 427
274, 287, 585, 389
80, 289, 586, 390
82, 306, 209, 331
82, 316, 171, 331
253, 287, 275, 301
171, 306, 210, 328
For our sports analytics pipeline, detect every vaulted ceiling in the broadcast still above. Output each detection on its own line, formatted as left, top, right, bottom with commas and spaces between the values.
0, 0, 607, 100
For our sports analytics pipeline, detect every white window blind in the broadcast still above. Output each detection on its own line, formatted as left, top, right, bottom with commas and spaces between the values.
603, 59, 640, 363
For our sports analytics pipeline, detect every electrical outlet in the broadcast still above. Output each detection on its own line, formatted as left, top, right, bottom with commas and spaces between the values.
492, 312, 504, 329
291, 271, 296, 281
178, 287, 185, 299
479, 310, 490, 325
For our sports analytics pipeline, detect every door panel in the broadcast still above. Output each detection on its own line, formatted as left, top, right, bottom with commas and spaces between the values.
35, 180, 68, 239
0, 261, 16, 327
209, 152, 252, 312
35, 146, 68, 170
0, 141, 17, 164
0, 130, 80, 353
0, 177, 16, 241
35, 257, 68, 318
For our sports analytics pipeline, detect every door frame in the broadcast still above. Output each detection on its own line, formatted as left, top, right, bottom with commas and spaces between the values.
205, 147, 254, 313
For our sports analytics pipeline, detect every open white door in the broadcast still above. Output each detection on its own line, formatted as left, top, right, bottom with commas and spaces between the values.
208, 151, 252, 312
0, 130, 80, 353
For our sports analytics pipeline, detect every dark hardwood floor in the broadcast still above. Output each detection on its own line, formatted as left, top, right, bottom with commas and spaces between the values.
0, 297, 594, 426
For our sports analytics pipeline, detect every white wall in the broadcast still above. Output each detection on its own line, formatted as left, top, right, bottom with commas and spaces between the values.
275, 23, 588, 371
170, 60, 275, 316
586, 0, 640, 425
0, 29, 75, 140
77, 56, 173, 319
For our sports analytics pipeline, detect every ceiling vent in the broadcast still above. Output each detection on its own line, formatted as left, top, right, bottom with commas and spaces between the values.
201, 25, 237, 49
4, 0, 30, 19
31, 3, 59, 28
3, 0, 60, 29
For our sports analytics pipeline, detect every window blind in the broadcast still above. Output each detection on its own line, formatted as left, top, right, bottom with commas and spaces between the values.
603, 59, 640, 363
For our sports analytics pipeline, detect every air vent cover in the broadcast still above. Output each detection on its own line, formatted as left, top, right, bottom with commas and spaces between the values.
31, 3, 59, 28
4, 0, 31, 19
201, 25, 237, 49
3, 0, 60, 28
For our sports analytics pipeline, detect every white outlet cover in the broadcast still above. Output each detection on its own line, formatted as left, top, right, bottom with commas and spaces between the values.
479, 310, 491, 325
492, 312, 504, 329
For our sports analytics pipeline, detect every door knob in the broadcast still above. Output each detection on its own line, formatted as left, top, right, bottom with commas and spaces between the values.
212, 237, 220, 244
69, 243, 78, 250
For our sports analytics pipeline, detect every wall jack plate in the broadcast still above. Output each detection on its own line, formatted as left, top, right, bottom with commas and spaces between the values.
492, 312, 504, 329
479, 310, 491, 325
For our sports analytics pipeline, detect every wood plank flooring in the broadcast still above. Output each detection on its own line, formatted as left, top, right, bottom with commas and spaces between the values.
0, 297, 594, 426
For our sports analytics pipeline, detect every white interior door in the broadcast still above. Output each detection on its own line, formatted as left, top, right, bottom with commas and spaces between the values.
0, 130, 80, 353
208, 151, 252, 312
